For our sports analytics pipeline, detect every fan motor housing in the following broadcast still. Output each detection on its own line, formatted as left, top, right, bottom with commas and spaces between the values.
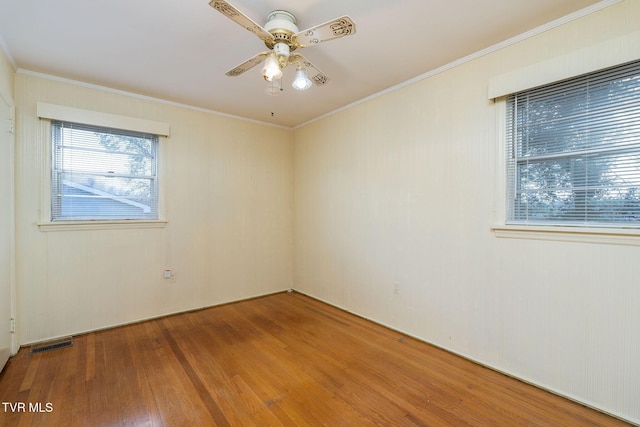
264, 10, 299, 50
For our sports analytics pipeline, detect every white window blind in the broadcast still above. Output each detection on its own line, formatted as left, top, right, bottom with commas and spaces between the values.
51, 121, 159, 221
506, 60, 640, 227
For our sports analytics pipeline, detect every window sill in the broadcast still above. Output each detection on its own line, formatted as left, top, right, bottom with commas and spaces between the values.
38, 219, 168, 232
492, 224, 640, 246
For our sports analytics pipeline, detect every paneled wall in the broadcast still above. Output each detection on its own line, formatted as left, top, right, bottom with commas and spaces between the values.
294, 1, 640, 423
0, 49, 13, 99
6, 0, 640, 424
15, 74, 294, 344
0, 43, 16, 360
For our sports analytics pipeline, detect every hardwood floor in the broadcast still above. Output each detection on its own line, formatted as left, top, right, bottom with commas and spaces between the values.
0, 292, 631, 426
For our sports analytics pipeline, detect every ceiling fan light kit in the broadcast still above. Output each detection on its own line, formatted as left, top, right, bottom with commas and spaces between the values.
210, 0, 356, 94
292, 68, 313, 91
265, 77, 283, 96
262, 54, 282, 82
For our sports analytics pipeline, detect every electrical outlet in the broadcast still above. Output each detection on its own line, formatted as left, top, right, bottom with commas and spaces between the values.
163, 269, 176, 283
393, 281, 400, 295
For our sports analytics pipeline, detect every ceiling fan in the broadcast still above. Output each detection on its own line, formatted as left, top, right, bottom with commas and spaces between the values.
209, 0, 356, 93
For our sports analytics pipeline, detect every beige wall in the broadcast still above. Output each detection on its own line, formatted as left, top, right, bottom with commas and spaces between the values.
294, 1, 639, 423
15, 74, 294, 345
5, 0, 640, 423
0, 41, 17, 359
0, 48, 13, 101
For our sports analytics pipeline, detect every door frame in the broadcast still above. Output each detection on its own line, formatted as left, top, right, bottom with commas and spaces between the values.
0, 89, 17, 362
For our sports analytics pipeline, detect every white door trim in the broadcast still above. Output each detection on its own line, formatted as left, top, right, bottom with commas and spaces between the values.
0, 89, 17, 366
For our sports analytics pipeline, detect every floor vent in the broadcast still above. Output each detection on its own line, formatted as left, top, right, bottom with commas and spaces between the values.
30, 337, 74, 354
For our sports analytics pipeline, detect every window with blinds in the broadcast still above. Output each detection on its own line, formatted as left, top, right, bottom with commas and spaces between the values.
51, 121, 159, 221
506, 60, 640, 227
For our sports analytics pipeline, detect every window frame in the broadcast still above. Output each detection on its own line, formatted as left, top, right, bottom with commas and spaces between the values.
37, 104, 168, 231
505, 60, 640, 229
492, 63, 640, 246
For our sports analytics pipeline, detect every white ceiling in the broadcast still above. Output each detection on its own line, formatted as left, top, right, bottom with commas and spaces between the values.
0, 0, 606, 127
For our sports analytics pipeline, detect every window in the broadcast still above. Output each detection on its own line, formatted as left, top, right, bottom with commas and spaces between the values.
506, 60, 640, 228
51, 121, 159, 221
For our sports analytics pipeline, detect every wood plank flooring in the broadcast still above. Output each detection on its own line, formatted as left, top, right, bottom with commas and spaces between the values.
0, 292, 632, 426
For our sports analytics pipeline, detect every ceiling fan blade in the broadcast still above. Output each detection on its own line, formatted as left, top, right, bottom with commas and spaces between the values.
294, 16, 356, 48
225, 52, 270, 77
291, 54, 329, 86
209, 0, 275, 42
